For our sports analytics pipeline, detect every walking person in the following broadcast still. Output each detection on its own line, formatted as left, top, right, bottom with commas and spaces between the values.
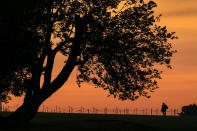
161, 102, 168, 116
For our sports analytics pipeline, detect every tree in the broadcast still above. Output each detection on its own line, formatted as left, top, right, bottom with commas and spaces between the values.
0, 0, 177, 126
180, 104, 197, 116
0, 0, 43, 103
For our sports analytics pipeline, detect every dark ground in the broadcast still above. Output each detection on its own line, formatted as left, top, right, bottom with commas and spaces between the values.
0, 112, 197, 131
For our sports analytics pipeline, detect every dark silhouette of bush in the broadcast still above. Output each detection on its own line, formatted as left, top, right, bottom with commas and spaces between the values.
180, 104, 197, 116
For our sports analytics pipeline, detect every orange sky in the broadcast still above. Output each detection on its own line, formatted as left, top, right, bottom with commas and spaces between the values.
6, 0, 197, 111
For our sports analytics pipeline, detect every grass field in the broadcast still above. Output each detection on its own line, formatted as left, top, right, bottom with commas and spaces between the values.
1, 112, 197, 131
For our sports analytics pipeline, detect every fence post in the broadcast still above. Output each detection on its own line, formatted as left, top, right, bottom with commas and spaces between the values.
177, 109, 179, 116
0, 102, 2, 112
46, 107, 48, 112
43, 105, 45, 112
114, 108, 118, 114
68, 106, 72, 113
170, 109, 173, 116
104, 107, 108, 114
133, 108, 135, 115
93, 107, 95, 114
119, 109, 121, 114
155, 109, 158, 115
126, 108, 129, 115
59, 107, 61, 113
79, 106, 84, 113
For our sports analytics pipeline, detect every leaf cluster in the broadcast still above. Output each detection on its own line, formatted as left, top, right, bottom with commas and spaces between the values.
75, 0, 177, 100
0, 0, 177, 102
0, 0, 44, 102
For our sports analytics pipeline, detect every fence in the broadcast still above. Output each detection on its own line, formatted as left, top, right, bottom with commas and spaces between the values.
0, 103, 2, 112
0, 104, 180, 116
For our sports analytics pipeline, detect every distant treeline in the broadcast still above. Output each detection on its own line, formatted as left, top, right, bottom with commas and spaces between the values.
180, 104, 197, 116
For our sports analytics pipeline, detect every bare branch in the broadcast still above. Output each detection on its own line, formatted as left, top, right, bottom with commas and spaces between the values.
40, 15, 87, 99
42, 52, 56, 89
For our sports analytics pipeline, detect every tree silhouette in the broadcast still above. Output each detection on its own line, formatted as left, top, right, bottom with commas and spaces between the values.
0, 0, 43, 103
180, 104, 197, 116
0, 0, 177, 126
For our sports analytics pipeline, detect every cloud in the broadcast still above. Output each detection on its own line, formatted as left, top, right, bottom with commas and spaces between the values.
163, 8, 197, 17
155, 0, 197, 17
172, 0, 197, 2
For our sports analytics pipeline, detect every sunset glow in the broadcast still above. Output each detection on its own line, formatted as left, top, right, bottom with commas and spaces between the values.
6, 0, 197, 111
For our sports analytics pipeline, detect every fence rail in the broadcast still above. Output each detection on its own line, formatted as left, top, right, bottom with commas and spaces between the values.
0, 104, 180, 116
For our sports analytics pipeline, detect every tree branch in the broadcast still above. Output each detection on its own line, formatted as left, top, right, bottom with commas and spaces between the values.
45, 0, 54, 54
40, 15, 87, 99
41, 0, 56, 89
52, 38, 74, 53
42, 52, 56, 89
40, 41, 78, 99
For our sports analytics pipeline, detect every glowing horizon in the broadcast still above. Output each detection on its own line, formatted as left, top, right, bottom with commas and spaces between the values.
5, 0, 197, 111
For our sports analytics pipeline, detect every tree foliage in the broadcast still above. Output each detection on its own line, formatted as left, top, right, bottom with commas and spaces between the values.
0, 0, 43, 102
180, 104, 197, 116
0, 0, 177, 103
65, 0, 177, 100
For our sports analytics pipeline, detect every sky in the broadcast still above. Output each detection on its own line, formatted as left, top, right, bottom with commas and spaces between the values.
6, 0, 197, 112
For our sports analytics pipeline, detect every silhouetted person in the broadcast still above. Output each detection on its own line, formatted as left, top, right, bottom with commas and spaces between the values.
161, 102, 168, 116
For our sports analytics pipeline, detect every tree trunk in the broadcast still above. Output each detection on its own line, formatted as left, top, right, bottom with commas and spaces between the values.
5, 95, 43, 128
0, 15, 83, 129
